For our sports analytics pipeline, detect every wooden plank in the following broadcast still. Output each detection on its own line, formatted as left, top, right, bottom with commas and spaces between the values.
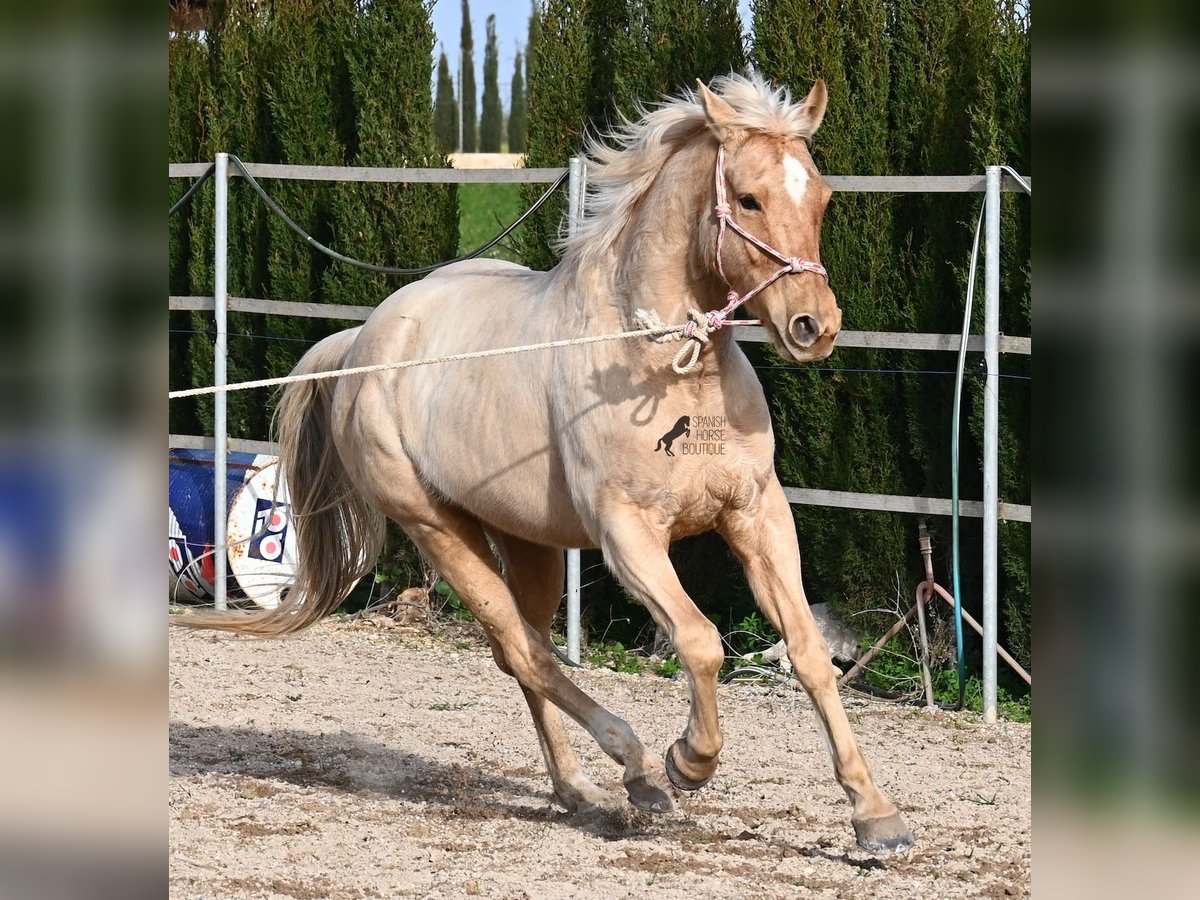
170, 295, 375, 322
171, 297, 1031, 358
170, 162, 1027, 192
782, 486, 1031, 523
169, 433, 279, 455
168, 162, 566, 183
171, 297, 1032, 356
825, 174, 1030, 193
735, 326, 1031, 355
169, 163, 212, 178
165, 435, 1032, 522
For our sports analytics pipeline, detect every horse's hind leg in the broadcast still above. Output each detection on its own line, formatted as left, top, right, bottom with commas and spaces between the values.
489, 532, 615, 812
599, 509, 727, 791
394, 504, 673, 812
718, 477, 914, 855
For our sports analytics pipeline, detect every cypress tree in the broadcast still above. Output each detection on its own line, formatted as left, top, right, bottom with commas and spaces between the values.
185, 0, 272, 442
168, 30, 208, 437
640, 0, 746, 105
754, 0, 909, 631
258, 0, 354, 433
508, 51, 528, 153
480, 15, 503, 152
460, 0, 478, 152
521, 0, 744, 268
518, 0, 593, 270
526, 1, 542, 88
753, 0, 1031, 672
435, 48, 460, 153
169, 0, 458, 437
323, 0, 459, 310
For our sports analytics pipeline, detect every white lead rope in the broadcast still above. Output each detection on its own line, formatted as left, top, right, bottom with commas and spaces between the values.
167, 315, 762, 400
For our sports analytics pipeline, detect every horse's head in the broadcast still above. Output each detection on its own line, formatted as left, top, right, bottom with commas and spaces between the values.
696, 79, 842, 363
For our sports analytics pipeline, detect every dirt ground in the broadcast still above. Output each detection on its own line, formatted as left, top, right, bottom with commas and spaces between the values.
169, 617, 1031, 899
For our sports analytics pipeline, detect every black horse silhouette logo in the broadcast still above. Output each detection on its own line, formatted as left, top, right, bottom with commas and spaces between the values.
654, 416, 691, 457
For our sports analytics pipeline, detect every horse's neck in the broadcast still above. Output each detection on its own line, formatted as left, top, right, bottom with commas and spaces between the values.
614, 140, 725, 330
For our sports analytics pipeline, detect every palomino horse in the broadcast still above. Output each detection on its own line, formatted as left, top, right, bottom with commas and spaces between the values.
184, 74, 914, 855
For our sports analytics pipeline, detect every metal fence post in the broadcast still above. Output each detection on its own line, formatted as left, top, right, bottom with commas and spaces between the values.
213, 152, 230, 612
982, 166, 1002, 723
564, 155, 585, 663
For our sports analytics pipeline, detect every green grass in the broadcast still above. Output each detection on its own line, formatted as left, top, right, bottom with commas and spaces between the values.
857, 636, 1032, 722
457, 183, 527, 263
584, 640, 647, 675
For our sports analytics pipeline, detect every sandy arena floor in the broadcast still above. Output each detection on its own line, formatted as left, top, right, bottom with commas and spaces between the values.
169, 617, 1030, 898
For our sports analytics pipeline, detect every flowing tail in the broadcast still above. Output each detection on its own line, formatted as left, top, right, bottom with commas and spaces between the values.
175, 328, 385, 637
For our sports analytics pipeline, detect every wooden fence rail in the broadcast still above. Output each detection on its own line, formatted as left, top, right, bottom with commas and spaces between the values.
169, 162, 1030, 194
168, 296, 1032, 356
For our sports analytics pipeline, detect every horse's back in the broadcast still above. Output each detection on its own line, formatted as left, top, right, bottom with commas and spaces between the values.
424, 258, 534, 279
333, 261, 591, 546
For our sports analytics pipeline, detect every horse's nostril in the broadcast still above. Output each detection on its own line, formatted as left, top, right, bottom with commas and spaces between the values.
788, 315, 822, 348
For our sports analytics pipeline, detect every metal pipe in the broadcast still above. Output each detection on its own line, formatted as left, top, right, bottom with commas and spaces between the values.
564, 156, 585, 663
914, 588, 936, 709
931, 583, 1030, 687
566, 548, 581, 664
915, 520, 936, 710
213, 153, 229, 612
982, 166, 1002, 723
567, 155, 582, 233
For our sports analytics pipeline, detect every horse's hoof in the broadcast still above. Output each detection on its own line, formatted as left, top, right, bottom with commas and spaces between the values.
664, 741, 716, 792
625, 775, 676, 814
556, 782, 618, 814
853, 812, 915, 855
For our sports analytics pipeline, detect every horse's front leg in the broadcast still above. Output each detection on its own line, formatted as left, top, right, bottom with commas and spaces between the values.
600, 509, 727, 791
718, 477, 915, 855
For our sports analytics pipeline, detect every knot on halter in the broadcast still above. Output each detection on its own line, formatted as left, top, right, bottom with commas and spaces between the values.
633, 308, 726, 375
682, 308, 725, 339
787, 258, 826, 278
714, 202, 732, 220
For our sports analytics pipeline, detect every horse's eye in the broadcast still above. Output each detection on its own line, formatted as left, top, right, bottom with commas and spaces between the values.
738, 195, 761, 212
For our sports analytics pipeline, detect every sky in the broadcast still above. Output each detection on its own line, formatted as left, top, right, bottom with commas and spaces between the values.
429, 0, 754, 114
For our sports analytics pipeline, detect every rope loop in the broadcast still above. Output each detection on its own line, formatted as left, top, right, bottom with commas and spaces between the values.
673, 308, 723, 374
714, 202, 732, 220
633, 307, 722, 375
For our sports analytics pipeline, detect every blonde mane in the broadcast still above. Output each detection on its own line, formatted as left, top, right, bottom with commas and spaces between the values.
559, 72, 820, 266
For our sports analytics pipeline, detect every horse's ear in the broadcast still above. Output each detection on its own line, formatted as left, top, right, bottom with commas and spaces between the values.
800, 79, 829, 135
696, 79, 739, 143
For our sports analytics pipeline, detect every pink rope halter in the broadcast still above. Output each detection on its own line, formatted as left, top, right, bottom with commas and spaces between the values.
635, 144, 830, 374
681, 144, 829, 340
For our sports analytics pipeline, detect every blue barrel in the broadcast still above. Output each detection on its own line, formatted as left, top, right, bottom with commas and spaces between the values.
168, 449, 293, 606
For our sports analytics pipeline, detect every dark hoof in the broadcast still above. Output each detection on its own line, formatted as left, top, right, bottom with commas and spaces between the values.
853, 812, 915, 856
664, 742, 715, 792
625, 775, 676, 814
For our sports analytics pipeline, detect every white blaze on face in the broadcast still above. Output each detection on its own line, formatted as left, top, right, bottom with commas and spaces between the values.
783, 154, 810, 206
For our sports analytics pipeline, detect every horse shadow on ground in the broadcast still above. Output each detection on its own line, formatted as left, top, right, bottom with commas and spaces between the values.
170, 721, 897, 869
172, 721, 653, 840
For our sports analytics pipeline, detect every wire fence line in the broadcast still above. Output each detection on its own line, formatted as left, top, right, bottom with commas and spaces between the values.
171, 155, 567, 275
